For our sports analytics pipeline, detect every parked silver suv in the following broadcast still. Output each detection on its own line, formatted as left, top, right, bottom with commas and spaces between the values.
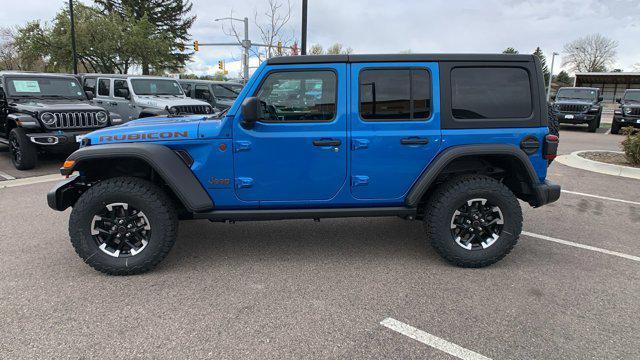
79, 74, 213, 122
178, 79, 243, 111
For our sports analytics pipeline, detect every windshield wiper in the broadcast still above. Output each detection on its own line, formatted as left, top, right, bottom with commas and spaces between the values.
44, 95, 81, 100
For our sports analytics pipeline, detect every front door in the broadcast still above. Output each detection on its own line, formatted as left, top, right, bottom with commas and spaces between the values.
350, 63, 441, 200
233, 64, 347, 202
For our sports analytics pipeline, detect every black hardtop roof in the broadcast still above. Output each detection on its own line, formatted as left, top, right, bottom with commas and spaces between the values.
267, 53, 536, 65
177, 79, 243, 85
0, 71, 79, 79
558, 87, 600, 91
78, 73, 176, 80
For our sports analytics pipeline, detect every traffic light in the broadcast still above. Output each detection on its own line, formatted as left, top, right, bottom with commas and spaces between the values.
218, 60, 224, 70
178, 43, 185, 52
193, 40, 199, 51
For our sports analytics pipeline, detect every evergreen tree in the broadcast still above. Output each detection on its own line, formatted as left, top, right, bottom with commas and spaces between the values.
533, 47, 550, 85
502, 47, 519, 54
555, 70, 573, 85
94, 0, 196, 74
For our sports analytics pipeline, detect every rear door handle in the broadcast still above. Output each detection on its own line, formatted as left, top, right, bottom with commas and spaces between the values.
400, 137, 429, 145
313, 139, 341, 147
109, 102, 118, 106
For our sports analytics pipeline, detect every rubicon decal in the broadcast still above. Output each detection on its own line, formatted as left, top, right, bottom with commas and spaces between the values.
99, 131, 189, 142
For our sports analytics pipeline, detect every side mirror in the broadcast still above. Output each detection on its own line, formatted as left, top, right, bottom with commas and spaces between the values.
241, 96, 261, 129
85, 90, 94, 100
616, 98, 622, 104
598, 96, 603, 102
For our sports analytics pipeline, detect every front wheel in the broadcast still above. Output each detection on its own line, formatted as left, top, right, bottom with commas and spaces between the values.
69, 177, 178, 275
587, 118, 598, 133
424, 175, 523, 268
8, 127, 37, 170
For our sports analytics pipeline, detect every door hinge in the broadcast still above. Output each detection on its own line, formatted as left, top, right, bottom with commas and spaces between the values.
351, 138, 369, 151
351, 175, 370, 187
234, 140, 252, 153
235, 177, 254, 189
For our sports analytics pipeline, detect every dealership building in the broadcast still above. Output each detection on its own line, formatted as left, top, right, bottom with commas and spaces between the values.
574, 72, 640, 107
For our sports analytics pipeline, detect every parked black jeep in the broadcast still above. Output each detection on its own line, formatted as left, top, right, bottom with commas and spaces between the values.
552, 87, 603, 132
0, 72, 118, 170
612, 89, 640, 134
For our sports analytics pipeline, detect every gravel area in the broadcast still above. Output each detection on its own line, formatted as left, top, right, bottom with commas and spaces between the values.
578, 151, 640, 168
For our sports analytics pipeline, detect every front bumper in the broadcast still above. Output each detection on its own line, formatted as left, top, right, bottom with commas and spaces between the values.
556, 113, 596, 124
531, 180, 561, 207
47, 175, 83, 211
613, 115, 640, 128
27, 131, 91, 146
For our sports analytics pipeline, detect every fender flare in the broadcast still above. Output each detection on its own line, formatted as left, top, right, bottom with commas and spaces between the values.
57, 143, 214, 212
138, 107, 168, 118
405, 144, 553, 208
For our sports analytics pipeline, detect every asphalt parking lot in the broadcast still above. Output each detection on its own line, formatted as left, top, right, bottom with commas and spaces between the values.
1, 123, 639, 359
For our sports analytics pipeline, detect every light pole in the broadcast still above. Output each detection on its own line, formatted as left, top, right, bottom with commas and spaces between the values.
301, 0, 308, 55
69, 0, 78, 74
547, 52, 559, 102
214, 17, 250, 84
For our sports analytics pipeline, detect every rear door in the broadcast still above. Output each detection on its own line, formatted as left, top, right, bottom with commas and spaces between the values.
112, 79, 134, 121
349, 63, 441, 200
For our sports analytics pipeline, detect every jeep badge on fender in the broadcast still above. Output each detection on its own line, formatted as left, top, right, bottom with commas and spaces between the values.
48, 54, 561, 275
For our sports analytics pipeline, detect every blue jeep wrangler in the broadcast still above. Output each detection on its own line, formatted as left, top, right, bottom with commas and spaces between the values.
48, 54, 560, 275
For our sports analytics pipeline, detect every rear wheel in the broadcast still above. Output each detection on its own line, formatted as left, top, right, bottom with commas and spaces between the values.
69, 177, 178, 275
8, 127, 37, 170
424, 175, 522, 268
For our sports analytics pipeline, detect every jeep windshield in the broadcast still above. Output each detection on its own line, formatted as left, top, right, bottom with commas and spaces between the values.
212, 84, 243, 99
623, 91, 640, 103
556, 89, 597, 101
131, 79, 184, 96
5, 76, 86, 100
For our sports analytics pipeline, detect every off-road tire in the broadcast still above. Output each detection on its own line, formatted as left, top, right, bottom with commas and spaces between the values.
424, 175, 523, 268
587, 118, 598, 133
8, 127, 37, 170
69, 177, 178, 275
611, 122, 621, 135
547, 105, 560, 137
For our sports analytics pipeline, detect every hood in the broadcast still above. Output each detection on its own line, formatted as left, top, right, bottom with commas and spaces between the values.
554, 99, 594, 105
84, 115, 226, 145
134, 95, 210, 109
10, 99, 104, 113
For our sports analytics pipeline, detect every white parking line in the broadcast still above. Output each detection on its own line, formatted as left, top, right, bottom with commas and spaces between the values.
0, 174, 62, 189
522, 231, 640, 263
0, 170, 16, 180
380, 318, 492, 360
561, 189, 640, 206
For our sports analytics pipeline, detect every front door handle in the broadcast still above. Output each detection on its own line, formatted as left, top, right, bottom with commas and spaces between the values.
109, 102, 118, 106
400, 137, 429, 145
313, 139, 341, 147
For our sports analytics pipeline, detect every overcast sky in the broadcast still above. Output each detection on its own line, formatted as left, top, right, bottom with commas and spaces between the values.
2, 0, 639, 76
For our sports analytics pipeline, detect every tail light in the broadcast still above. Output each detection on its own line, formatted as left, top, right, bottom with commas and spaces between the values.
543, 134, 559, 160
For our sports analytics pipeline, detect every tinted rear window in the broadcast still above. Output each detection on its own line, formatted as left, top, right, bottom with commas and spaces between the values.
451, 67, 532, 119
359, 69, 431, 120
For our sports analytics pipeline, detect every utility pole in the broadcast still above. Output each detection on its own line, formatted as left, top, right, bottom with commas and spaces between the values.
69, 0, 78, 74
301, 0, 308, 55
547, 52, 559, 102
242, 17, 250, 84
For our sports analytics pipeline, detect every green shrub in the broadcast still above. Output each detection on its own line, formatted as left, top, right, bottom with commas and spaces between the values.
621, 127, 640, 165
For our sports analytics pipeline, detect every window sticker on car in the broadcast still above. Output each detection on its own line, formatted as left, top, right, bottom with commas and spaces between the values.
13, 80, 41, 93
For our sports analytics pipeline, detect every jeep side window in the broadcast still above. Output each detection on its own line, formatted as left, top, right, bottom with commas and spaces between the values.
255, 70, 337, 122
195, 84, 212, 101
113, 80, 129, 98
181, 83, 192, 97
359, 69, 431, 121
451, 67, 532, 119
98, 79, 110, 97
84, 78, 96, 94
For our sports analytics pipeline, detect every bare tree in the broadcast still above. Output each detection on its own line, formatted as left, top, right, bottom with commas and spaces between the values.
307, 42, 352, 55
0, 27, 22, 70
309, 44, 324, 55
562, 34, 618, 72
634, 63, 640, 72
221, 0, 293, 62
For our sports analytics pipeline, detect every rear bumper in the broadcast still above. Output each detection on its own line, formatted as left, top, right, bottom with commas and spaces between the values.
531, 180, 561, 207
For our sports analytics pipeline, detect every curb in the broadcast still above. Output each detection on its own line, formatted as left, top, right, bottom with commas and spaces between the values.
555, 150, 640, 180
0, 174, 63, 189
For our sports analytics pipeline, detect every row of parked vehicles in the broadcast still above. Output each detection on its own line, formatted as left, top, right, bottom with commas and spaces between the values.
551, 86, 640, 134
0, 71, 242, 169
